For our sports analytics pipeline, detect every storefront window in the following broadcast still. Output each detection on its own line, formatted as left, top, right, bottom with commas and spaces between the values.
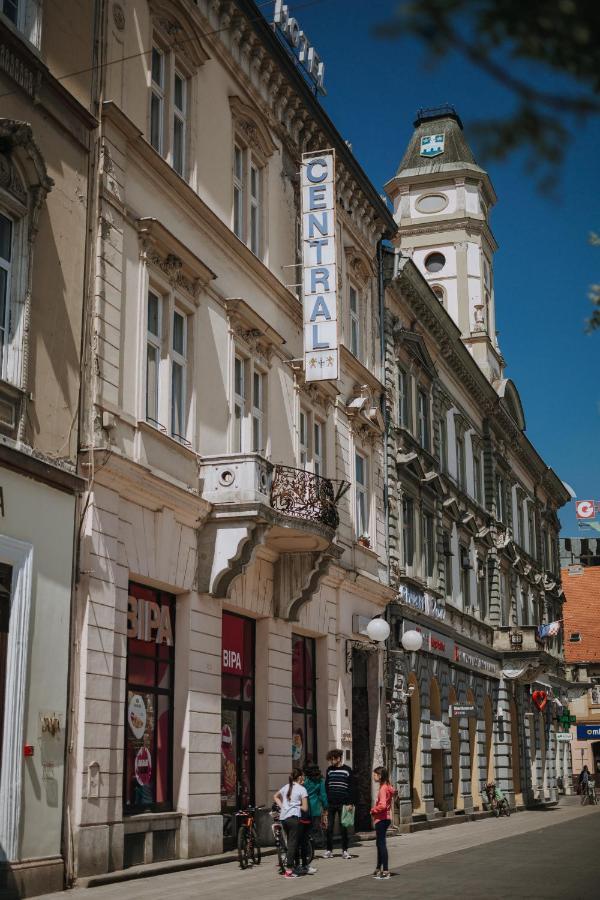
292, 633, 317, 768
124, 582, 175, 814
221, 612, 255, 844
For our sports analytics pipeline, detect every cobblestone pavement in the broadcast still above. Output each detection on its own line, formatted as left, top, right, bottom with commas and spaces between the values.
33, 798, 600, 900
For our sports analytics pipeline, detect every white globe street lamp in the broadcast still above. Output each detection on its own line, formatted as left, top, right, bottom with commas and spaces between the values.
366, 617, 391, 643
401, 629, 424, 653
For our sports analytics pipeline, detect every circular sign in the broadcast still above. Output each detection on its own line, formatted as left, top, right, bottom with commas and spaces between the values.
128, 694, 146, 739
292, 729, 303, 762
134, 746, 152, 785
576, 500, 595, 520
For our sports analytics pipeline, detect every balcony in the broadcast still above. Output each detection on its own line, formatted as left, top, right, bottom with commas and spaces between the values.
198, 455, 344, 607
494, 626, 542, 654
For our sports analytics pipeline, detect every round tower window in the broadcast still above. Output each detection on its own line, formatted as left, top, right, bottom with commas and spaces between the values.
416, 193, 448, 214
425, 252, 446, 273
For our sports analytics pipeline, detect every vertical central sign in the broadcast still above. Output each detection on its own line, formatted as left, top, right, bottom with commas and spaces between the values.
301, 150, 339, 382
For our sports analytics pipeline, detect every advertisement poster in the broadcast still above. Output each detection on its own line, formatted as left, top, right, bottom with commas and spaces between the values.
135, 746, 152, 786
128, 694, 147, 739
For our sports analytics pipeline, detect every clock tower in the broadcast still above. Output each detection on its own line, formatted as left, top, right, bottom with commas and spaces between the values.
385, 106, 504, 383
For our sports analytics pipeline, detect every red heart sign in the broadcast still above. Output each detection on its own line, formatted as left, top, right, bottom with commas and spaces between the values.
532, 690, 547, 711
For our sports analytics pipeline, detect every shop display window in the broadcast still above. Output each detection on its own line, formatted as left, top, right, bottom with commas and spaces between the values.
292, 633, 317, 768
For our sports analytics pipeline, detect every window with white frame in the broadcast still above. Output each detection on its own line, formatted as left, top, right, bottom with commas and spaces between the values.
456, 429, 466, 491
1, 0, 42, 47
398, 366, 410, 429
439, 412, 448, 472
349, 285, 360, 359
299, 407, 326, 475
149, 42, 190, 177
417, 388, 430, 451
0, 212, 14, 375
144, 287, 191, 444
500, 569, 511, 626
232, 143, 264, 258
313, 419, 324, 476
473, 449, 483, 505
496, 474, 506, 522
232, 353, 268, 454
527, 502, 536, 556
460, 544, 471, 609
516, 490, 525, 548
589, 685, 600, 706
443, 531, 453, 597
355, 451, 369, 539
299, 409, 308, 469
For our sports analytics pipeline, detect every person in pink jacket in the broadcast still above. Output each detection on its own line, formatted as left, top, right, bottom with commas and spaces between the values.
370, 766, 396, 879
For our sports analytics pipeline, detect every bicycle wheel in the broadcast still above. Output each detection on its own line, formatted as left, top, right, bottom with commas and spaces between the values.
277, 828, 287, 872
237, 825, 249, 869
306, 835, 315, 865
250, 827, 262, 865
502, 802, 511, 817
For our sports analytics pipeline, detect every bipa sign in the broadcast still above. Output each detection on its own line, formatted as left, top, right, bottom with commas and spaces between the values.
223, 649, 242, 672
127, 595, 173, 646
301, 151, 338, 382
576, 500, 596, 520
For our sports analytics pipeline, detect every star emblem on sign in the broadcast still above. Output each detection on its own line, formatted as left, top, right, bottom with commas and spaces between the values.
309, 357, 317, 367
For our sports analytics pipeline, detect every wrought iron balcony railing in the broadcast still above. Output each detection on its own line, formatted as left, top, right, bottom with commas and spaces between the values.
270, 464, 342, 531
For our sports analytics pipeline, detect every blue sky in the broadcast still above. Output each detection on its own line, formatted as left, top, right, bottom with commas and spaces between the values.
266, 0, 600, 536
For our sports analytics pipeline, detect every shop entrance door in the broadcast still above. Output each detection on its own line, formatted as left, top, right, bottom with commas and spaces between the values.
221, 613, 255, 850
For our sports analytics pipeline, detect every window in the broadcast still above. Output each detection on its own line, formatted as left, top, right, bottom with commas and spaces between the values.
146, 290, 161, 425
520, 588, 529, 626
233, 145, 244, 240
0, 213, 13, 374
417, 389, 430, 450
456, 431, 466, 490
473, 451, 483, 505
149, 43, 189, 176
398, 367, 410, 429
299, 409, 308, 469
234, 355, 246, 453
500, 570, 510, 626
252, 370, 265, 452
439, 413, 447, 472
250, 163, 261, 256
150, 47, 165, 154
516, 492, 525, 547
1, 0, 42, 47
313, 419, 324, 476
431, 284, 445, 303
145, 288, 191, 444
423, 513, 435, 579
349, 285, 360, 358
527, 504, 536, 556
299, 409, 326, 475
173, 71, 187, 176
402, 497, 414, 568
291, 634, 317, 768
355, 451, 369, 538
589, 685, 600, 706
125, 582, 175, 814
0, 562, 12, 774
496, 475, 505, 523
232, 145, 263, 258
171, 310, 186, 440
443, 531, 453, 598
477, 558, 487, 619
425, 251, 446, 273
460, 546, 471, 609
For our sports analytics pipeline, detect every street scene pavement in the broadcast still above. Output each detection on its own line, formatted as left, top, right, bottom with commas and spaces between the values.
34, 798, 600, 900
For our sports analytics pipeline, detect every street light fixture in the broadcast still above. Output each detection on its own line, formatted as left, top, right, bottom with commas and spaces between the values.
366, 617, 391, 643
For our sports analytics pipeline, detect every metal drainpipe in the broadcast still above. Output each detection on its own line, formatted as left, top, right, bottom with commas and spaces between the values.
377, 237, 390, 585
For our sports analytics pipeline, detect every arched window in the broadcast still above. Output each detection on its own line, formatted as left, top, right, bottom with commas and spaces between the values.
431, 284, 445, 304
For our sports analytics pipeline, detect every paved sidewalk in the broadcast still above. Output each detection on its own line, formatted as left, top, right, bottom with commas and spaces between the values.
33, 799, 600, 900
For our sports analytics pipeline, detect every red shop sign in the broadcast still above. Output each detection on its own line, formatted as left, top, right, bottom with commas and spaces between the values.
222, 614, 246, 675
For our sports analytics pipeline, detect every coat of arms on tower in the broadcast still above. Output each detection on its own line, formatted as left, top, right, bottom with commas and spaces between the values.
420, 134, 445, 158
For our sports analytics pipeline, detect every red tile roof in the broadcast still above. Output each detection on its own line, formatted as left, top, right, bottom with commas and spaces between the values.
561, 566, 600, 662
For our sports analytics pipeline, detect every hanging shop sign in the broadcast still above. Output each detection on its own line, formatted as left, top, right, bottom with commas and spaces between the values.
397, 583, 446, 622
576, 724, 600, 740
430, 720, 451, 750
556, 733, 573, 742
402, 619, 454, 660
301, 151, 338, 382
273, 1, 325, 93
454, 644, 500, 677
449, 704, 477, 719
127, 594, 173, 645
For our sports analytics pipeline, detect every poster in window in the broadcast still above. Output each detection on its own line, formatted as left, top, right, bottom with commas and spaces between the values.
128, 694, 147, 739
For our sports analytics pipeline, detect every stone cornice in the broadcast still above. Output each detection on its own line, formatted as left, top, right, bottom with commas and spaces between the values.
398, 216, 498, 253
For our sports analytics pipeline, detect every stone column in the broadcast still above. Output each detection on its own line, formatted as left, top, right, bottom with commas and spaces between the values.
459, 716, 473, 813
495, 679, 514, 802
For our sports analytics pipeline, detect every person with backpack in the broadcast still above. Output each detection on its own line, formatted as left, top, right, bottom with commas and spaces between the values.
371, 766, 396, 880
304, 764, 328, 847
324, 749, 354, 859
273, 768, 316, 878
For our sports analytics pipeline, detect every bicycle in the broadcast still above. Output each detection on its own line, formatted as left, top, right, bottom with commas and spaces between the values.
236, 805, 262, 869
580, 780, 597, 805
270, 804, 315, 873
483, 782, 511, 817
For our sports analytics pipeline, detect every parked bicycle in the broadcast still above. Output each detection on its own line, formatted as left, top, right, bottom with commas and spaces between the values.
483, 781, 511, 817
270, 804, 315, 873
236, 805, 262, 869
581, 779, 597, 805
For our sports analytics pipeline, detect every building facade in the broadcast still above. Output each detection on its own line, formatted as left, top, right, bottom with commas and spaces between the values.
0, 3, 96, 896
382, 109, 571, 821
69, 0, 396, 881
561, 541, 600, 783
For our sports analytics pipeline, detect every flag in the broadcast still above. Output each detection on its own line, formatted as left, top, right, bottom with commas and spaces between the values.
536, 621, 561, 640
547, 621, 561, 636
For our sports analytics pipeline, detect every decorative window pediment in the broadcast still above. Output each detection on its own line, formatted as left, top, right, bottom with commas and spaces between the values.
225, 297, 285, 366
229, 96, 277, 160
346, 384, 384, 441
344, 246, 375, 286
393, 327, 436, 380
138, 218, 215, 303
149, 0, 210, 69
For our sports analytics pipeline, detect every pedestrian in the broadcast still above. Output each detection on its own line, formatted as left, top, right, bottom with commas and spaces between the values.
579, 765, 590, 804
371, 766, 396, 880
273, 768, 316, 878
304, 764, 328, 847
324, 748, 354, 859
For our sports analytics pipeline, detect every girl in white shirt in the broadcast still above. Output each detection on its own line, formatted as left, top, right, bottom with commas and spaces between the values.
274, 768, 315, 877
